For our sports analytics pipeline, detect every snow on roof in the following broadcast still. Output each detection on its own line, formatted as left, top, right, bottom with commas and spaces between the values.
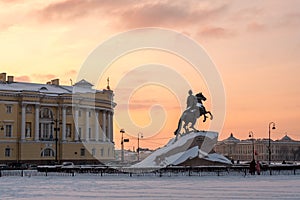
279, 135, 294, 142
73, 79, 94, 88
0, 79, 101, 95
223, 133, 240, 142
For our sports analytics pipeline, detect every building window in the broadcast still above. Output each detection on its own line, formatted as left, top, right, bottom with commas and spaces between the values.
39, 123, 54, 140
41, 148, 55, 157
108, 148, 110, 156
6, 105, 12, 113
78, 110, 82, 117
66, 124, 72, 138
100, 148, 104, 157
40, 107, 53, 119
39, 87, 48, 91
89, 111, 91, 117
26, 122, 31, 138
80, 148, 85, 156
5, 148, 11, 157
78, 127, 82, 139
92, 148, 96, 156
5, 125, 12, 137
89, 128, 92, 139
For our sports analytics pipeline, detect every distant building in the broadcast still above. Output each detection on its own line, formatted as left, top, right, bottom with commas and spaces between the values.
115, 149, 153, 163
214, 133, 300, 163
0, 73, 116, 165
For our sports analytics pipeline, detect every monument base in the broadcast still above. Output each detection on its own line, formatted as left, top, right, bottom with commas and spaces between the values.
133, 131, 231, 168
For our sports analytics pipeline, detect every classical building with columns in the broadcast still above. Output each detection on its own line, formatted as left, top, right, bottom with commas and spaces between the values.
0, 73, 116, 165
215, 133, 300, 163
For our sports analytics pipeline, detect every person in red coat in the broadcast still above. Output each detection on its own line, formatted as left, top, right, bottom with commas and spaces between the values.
256, 161, 261, 175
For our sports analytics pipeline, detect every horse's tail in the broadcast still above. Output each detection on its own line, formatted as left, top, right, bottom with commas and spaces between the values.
209, 111, 213, 120
174, 118, 182, 135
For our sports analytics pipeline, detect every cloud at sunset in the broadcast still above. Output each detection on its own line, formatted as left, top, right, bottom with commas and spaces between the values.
118, 2, 229, 28
198, 26, 234, 38
1, 0, 300, 149
246, 22, 266, 32
32, 73, 56, 80
14, 75, 31, 82
31, 0, 230, 30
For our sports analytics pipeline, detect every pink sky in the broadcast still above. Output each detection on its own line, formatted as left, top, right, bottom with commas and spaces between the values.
1, 0, 300, 150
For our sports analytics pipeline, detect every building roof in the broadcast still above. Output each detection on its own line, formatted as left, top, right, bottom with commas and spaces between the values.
223, 133, 240, 143
0, 79, 101, 95
73, 79, 94, 88
278, 135, 294, 142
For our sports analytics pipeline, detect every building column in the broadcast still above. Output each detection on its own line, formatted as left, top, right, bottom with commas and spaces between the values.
110, 112, 114, 143
62, 106, 66, 141
102, 111, 106, 141
21, 104, 26, 140
95, 111, 99, 142
107, 112, 111, 142
34, 104, 39, 141
40, 123, 44, 138
74, 108, 79, 141
85, 110, 89, 141
51, 123, 54, 139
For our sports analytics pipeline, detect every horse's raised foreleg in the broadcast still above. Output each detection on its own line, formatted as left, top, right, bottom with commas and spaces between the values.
207, 111, 213, 120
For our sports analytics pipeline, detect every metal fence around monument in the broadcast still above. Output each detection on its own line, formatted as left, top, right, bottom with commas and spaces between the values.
1, 165, 300, 177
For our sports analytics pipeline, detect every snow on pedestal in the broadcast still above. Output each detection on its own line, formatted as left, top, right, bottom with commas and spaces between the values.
133, 131, 231, 168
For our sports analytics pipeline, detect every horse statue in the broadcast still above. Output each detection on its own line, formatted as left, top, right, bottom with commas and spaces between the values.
174, 92, 213, 140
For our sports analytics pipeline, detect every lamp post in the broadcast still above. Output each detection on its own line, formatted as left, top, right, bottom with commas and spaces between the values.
120, 129, 125, 162
137, 132, 143, 161
268, 122, 276, 165
52, 119, 60, 164
249, 131, 255, 161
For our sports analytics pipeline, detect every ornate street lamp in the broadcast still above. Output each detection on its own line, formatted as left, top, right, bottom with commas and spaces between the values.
249, 131, 255, 161
120, 129, 125, 162
52, 119, 60, 164
137, 132, 143, 161
268, 122, 276, 165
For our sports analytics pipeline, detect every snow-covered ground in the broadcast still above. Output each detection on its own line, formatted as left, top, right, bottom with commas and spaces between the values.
1, 175, 300, 199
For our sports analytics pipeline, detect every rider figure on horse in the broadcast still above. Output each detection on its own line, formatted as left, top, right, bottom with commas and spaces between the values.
174, 90, 213, 139
186, 90, 198, 113
186, 90, 206, 117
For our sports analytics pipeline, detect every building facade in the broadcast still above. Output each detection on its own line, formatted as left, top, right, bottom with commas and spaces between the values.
214, 133, 300, 163
0, 73, 116, 165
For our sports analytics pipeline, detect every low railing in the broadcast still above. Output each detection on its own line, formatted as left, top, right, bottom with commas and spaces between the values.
1, 164, 300, 177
